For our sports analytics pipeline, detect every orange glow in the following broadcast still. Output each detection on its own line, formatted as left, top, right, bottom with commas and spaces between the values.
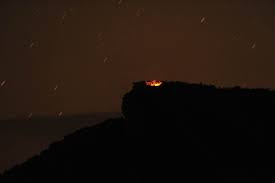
145, 80, 163, 87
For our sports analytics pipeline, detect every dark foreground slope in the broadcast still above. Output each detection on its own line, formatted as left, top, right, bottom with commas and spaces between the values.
0, 112, 119, 172
1, 81, 275, 182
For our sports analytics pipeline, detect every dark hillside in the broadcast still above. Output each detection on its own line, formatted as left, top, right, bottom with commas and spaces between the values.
1, 81, 275, 182
122, 81, 275, 176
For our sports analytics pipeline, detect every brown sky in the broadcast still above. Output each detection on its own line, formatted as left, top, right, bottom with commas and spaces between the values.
0, 0, 275, 119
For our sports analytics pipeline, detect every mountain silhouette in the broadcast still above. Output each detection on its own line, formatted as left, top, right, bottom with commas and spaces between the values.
1, 81, 274, 182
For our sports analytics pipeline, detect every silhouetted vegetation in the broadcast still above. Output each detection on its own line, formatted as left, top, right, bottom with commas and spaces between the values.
1, 81, 275, 182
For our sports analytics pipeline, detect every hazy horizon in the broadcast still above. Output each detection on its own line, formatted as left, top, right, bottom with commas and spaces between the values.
0, 112, 120, 172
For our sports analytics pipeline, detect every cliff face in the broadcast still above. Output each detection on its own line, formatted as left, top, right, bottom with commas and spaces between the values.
122, 81, 275, 130
122, 81, 275, 171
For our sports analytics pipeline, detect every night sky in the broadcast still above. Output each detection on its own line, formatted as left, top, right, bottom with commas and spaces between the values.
1, 0, 275, 120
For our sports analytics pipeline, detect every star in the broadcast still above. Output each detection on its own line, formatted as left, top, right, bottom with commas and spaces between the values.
1, 80, 6, 87
54, 85, 59, 91
28, 113, 33, 119
251, 43, 256, 49
29, 42, 35, 48
104, 57, 108, 63
58, 112, 63, 117
117, 0, 123, 5
200, 17, 206, 24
